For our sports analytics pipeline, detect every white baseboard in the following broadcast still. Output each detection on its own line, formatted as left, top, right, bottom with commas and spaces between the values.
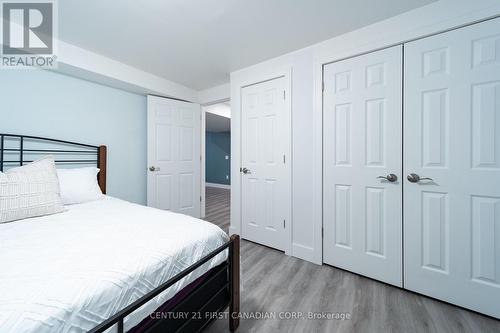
206, 182, 231, 189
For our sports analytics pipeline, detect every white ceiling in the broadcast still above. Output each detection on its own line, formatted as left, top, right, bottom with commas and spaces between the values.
206, 102, 231, 132
204, 102, 231, 119
206, 112, 230, 132
59, 0, 435, 90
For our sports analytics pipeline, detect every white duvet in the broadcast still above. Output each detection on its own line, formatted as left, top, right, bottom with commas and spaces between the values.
0, 196, 228, 333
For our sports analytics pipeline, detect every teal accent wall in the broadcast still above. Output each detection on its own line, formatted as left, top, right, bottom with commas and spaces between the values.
206, 131, 230, 185
0, 69, 147, 204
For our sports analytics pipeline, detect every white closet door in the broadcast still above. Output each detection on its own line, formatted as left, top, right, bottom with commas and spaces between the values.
404, 18, 500, 318
241, 77, 290, 251
147, 95, 201, 218
323, 45, 403, 286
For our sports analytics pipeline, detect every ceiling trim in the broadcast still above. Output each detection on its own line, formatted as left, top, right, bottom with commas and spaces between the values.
55, 40, 199, 101
0, 32, 200, 102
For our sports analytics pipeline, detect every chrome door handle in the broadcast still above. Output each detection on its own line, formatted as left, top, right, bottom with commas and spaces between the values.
240, 167, 251, 174
377, 174, 398, 182
149, 166, 160, 172
407, 173, 433, 183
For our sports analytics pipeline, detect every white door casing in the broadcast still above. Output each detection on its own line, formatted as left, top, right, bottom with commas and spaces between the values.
201, 106, 206, 218
323, 45, 403, 286
147, 95, 201, 218
241, 77, 290, 251
404, 18, 500, 318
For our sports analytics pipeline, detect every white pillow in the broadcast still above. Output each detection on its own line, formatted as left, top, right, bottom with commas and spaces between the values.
0, 156, 65, 224
56, 167, 103, 205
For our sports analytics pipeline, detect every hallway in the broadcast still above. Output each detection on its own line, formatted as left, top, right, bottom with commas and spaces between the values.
204, 186, 230, 233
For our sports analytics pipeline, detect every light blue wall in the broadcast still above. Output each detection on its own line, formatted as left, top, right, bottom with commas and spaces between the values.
206, 131, 230, 185
0, 69, 147, 204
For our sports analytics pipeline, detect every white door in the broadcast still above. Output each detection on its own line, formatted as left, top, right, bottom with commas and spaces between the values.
147, 95, 201, 218
323, 46, 403, 286
241, 77, 290, 251
404, 18, 500, 318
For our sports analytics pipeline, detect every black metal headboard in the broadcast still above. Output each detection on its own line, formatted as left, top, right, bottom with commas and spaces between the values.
0, 133, 107, 193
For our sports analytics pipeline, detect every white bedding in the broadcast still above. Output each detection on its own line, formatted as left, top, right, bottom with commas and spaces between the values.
0, 196, 229, 333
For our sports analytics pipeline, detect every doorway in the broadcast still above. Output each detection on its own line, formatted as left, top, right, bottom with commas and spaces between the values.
202, 101, 231, 232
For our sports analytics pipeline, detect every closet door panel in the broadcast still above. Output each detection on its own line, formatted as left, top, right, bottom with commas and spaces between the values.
323, 45, 403, 287
404, 17, 500, 319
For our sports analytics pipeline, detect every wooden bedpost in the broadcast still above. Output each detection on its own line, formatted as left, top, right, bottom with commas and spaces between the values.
229, 234, 240, 331
97, 145, 107, 194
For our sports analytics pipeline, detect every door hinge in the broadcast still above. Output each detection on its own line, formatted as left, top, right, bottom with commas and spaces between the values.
200, 196, 202, 202
322, 81, 325, 92
283, 90, 286, 100
283, 219, 286, 228
283, 154, 286, 164
321, 227, 324, 238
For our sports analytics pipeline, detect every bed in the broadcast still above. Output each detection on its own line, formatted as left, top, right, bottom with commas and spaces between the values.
0, 134, 240, 333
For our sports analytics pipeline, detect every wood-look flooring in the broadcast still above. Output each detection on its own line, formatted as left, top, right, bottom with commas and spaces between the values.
204, 186, 230, 232
203, 187, 500, 333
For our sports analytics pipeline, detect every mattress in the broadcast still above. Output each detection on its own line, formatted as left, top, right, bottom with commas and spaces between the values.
0, 196, 229, 333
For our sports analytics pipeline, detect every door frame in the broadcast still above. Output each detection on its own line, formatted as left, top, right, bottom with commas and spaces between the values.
200, 98, 230, 218
230, 67, 293, 255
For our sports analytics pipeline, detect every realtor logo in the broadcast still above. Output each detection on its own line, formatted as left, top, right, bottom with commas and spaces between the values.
1, 0, 57, 68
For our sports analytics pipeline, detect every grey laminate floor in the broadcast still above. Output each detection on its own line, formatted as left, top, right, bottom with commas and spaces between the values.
204, 186, 230, 232
203, 188, 500, 333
